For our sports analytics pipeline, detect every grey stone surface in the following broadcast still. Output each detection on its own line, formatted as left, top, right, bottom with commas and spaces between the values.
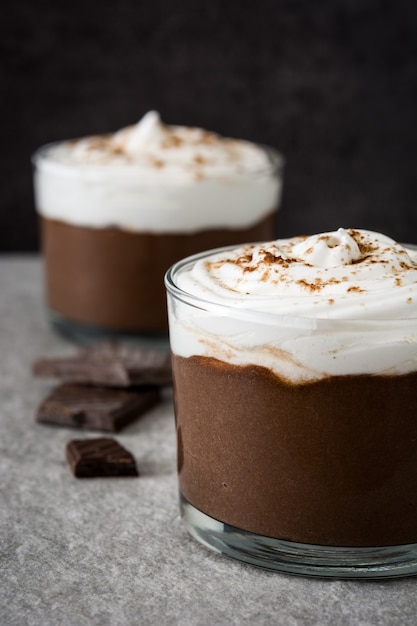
0, 256, 416, 626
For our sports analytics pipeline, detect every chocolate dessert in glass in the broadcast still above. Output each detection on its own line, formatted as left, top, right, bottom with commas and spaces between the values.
32, 111, 283, 344
165, 227, 417, 578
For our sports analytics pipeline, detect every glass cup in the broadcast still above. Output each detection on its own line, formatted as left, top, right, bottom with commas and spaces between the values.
165, 247, 417, 578
32, 143, 283, 346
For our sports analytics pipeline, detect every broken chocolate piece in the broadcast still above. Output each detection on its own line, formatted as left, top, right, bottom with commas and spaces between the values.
66, 438, 139, 478
32, 356, 129, 387
36, 383, 160, 432
32, 342, 172, 387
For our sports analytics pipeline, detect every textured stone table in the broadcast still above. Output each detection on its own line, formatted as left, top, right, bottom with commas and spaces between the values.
1, 256, 416, 626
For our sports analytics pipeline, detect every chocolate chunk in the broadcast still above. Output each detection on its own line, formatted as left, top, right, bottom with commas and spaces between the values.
32, 342, 172, 387
32, 356, 129, 387
66, 438, 139, 478
80, 342, 172, 386
36, 383, 160, 432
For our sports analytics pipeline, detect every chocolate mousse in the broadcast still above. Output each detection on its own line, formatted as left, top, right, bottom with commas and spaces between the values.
40, 213, 275, 333
166, 228, 417, 558
173, 355, 417, 547
33, 111, 283, 337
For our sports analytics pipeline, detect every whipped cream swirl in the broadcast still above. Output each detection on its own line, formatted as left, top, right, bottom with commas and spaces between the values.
33, 111, 283, 233
168, 229, 417, 380
65, 111, 274, 177
178, 228, 417, 319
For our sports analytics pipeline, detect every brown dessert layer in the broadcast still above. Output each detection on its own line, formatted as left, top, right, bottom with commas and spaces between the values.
40, 214, 275, 332
172, 354, 417, 547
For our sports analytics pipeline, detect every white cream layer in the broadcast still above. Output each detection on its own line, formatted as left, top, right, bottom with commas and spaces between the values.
33, 111, 282, 233
168, 228, 417, 381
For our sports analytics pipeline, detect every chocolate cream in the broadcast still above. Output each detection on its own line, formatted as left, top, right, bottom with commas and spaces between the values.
34, 111, 283, 334
40, 213, 275, 332
173, 355, 417, 547
167, 228, 417, 547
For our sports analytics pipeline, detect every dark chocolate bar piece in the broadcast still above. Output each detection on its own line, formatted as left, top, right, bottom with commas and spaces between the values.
80, 342, 172, 385
36, 383, 160, 432
66, 438, 139, 478
32, 342, 172, 387
32, 356, 129, 387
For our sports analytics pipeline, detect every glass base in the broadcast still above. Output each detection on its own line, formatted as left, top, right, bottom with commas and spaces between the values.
180, 494, 417, 579
49, 310, 169, 350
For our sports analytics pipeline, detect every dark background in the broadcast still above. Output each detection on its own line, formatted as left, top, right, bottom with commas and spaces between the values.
2, 0, 416, 251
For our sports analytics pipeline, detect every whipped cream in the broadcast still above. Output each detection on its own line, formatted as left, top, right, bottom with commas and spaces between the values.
167, 229, 417, 381
33, 111, 283, 233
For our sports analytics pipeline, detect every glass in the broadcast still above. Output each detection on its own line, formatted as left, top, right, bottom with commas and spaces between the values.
165, 247, 417, 578
32, 143, 284, 345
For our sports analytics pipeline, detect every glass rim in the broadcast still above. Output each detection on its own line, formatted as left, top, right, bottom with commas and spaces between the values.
164, 243, 417, 328
31, 140, 285, 180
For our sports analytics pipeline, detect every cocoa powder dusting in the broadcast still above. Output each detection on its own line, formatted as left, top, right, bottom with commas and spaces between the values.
348, 229, 378, 257
86, 136, 111, 151
199, 131, 217, 144
162, 134, 183, 149
296, 279, 324, 292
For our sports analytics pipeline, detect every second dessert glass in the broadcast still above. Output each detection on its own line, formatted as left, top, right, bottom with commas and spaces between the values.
32, 112, 284, 345
165, 231, 417, 578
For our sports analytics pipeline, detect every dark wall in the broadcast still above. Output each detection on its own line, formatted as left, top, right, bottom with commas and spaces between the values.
2, 0, 416, 251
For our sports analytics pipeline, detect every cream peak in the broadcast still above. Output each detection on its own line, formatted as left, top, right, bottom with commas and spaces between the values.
292, 228, 361, 268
